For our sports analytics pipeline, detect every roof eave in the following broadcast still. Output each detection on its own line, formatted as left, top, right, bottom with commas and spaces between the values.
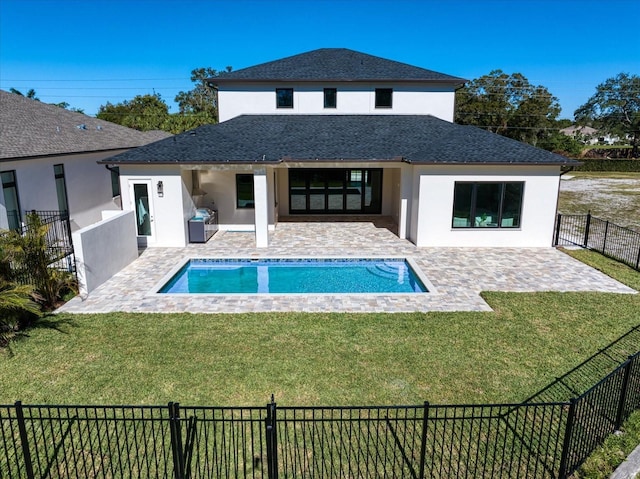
406, 160, 581, 166
97, 159, 284, 165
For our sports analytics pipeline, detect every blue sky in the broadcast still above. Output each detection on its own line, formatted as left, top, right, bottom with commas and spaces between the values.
1, 0, 638, 119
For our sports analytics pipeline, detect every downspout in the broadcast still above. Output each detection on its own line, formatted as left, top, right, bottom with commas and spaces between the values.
553, 165, 575, 247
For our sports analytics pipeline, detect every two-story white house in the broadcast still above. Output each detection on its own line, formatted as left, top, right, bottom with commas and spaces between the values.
108, 48, 577, 248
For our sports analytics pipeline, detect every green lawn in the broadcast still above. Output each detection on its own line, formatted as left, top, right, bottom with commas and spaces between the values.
1, 251, 639, 407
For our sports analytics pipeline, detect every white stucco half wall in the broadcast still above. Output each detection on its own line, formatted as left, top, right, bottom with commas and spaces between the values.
411, 165, 561, 247
73, 210, 138, 296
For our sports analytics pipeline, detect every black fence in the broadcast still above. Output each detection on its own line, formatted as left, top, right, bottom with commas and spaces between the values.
2, 343, 639, 478
5, 210, 75, 285
555, 212, 640, 271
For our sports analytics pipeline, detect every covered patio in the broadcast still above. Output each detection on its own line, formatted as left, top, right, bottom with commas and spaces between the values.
57, 219, 635, 314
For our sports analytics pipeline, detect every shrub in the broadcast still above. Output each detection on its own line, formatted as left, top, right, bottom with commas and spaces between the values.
0, 280, 40, 348
0, 213, 77, 310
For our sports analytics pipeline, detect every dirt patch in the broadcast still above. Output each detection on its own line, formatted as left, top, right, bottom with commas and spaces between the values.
558, 174, 640, 232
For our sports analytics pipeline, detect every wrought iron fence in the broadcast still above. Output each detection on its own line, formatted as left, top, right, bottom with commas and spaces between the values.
3, 210, 75, 285
555, 212, 640, 271
2, 349, 639, 479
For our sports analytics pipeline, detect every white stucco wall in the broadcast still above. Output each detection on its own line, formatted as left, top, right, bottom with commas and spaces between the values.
218, 83, 456, 122
410, 165, 562, 247
119, 165, 190, 247
200, 168, 257, 231
0, 151, 123, 231
72, 210, 138, 296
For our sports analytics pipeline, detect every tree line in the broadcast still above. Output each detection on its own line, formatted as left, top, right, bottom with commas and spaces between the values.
455, 71, 639, 157
9, 68, 639, 156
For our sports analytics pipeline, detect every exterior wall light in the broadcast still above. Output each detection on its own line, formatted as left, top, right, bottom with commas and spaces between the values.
157, 181, 164, 197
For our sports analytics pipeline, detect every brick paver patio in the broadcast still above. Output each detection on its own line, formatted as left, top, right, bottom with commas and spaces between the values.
58, 218, 636, 314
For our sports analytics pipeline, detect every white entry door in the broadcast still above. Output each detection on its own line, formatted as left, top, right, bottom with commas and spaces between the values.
129, 180, 155, 246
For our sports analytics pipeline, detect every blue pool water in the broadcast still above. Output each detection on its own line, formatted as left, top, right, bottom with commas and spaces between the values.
159, 258, 428, 294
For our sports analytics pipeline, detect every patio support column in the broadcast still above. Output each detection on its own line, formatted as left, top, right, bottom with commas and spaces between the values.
398, 165, 412, 240
253, 167, 269, 248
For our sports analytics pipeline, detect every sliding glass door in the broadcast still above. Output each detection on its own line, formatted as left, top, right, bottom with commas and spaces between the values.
289, 169, 382, 214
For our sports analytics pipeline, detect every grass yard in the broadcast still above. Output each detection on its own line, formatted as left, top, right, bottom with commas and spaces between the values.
1, 250, 638, 408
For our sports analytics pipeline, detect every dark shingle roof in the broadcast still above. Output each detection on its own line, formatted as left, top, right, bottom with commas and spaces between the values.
0, 90, 171, 160
213, 48, 466, 84
101, 115, 576, 166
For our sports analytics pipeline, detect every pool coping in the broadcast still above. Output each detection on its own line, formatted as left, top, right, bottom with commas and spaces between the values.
150, 255, 439, 296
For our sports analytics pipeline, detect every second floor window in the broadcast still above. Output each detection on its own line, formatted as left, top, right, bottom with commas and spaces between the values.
276, 88, 293, 108
375, 88, 393, 108
324, 88, 337, 108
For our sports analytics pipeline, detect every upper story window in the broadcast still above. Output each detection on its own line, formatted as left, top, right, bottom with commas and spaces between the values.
276, 88, 293, 108
323, 88, 337, 109
375, 88, 393, 108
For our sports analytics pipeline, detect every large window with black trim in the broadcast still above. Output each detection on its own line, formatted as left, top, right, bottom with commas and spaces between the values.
289, 169, 382, 214
452, 182, 524, 228
236, 174, 254, 208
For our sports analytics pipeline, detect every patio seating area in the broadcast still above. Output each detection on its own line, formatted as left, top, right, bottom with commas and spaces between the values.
58, 218, 636, 314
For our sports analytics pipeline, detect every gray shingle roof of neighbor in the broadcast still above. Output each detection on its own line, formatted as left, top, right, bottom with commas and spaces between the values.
0, 89, 172, 160
212, 48, 467, 84
101, 114, 578, 166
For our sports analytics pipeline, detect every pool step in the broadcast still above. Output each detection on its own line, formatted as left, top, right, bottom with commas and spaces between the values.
366, 263, 406, 281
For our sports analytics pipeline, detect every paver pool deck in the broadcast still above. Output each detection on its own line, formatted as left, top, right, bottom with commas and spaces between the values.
58, 219, 636, 314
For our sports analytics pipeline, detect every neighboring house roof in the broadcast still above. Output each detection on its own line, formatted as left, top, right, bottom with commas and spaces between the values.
101, 114, 576, 166
212, 48, 466, 84
0, 89, 171, 160
560, 125, 598, 136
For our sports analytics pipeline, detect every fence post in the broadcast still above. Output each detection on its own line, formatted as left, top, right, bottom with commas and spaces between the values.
558, 398, 577, 479
169, 402, 185, 479
602, 221, 609, 254
418, 401, 429, 479
554, 214, 562, 246
14, 401, 35, 479
615, 356, 634, 430
265, 395, 278, 479
583, 211, 591, 248
635, 244, 640, 270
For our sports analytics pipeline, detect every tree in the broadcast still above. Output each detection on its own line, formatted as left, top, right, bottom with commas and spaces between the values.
52, 101, 85, 114
455, 70, 561, 147
95, 66, 232, 134
9, 88, 84, 112
9, 87, 39, 100
537, 131, 584, 157
174, 66, 231, 123
574, 73, 640, 157
97, 93, 170, 131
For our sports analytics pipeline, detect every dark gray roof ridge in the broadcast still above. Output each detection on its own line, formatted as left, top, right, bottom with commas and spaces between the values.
213, 48, 466, 84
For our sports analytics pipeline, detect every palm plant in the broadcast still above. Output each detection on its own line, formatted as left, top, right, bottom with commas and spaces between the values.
0, 280, 40, 347
1, 213, 77, 310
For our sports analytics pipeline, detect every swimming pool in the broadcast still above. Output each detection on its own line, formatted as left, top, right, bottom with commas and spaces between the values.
158, 258, 430, 294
